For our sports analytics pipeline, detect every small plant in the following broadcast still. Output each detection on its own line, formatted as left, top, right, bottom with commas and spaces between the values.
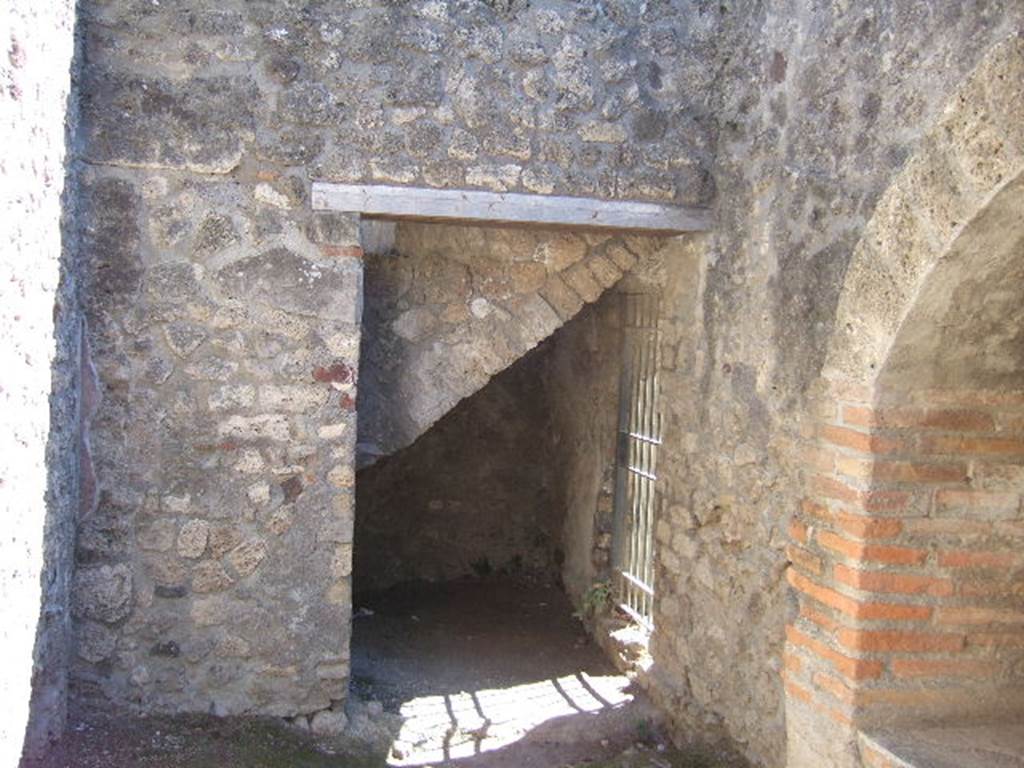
634, 716, 654, 744
576, 580, 613, 619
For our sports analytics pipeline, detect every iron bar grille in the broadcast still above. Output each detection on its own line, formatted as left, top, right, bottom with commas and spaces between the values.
612, 292, 662, 632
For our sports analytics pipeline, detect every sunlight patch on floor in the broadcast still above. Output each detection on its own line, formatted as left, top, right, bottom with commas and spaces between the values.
388, 672, 634, 766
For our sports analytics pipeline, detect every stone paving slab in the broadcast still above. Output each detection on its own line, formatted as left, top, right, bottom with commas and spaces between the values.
862, 723, 1024, 768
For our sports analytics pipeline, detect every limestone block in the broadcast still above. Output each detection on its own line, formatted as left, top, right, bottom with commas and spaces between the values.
193, 214, 239, 256
138, 520, 177, 552
227, 540, 268, 577
216, 249, 361, 323
146, 262, 205, 307
209, 385, 256, 412
192, 561, 234, 594
605, 243, 638, 271
536, 235, 587, 272
562, 261, 604, 304
328, 464, 355, 489
259, 385, 329, 413
266, 509, 294, 536
217, 415, 291, 442
316, 663, 349, 681
539, 273, 584, 321
510, 261, 547, 294
177, 519, 209, 559
580, 121, 628, 143
522, 167, 556, 194
466, 163, 521, 192
82, 73, 256, 173
586, 254, 622, 289
186, 357, 239, 382
77, 622, 117, 663
310, 709, 348, 736
325, 580, 351, 606
330, 544, 353, 579
200, 527, 239, 562
247, 483, 271, 505
317, 422, 348, 440
254, 182, 292, 210
72, 564, 133, 624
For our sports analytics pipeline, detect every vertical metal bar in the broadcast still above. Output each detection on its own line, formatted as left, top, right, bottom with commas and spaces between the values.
640, 294, 655, 619
633, 294, 647, 620
633, 295, 645, 622
612, 295, 631, 579
652, 296, 662, 606
644, 298, 658, 615
628, 322, 641, 611
611, 291, 661, 630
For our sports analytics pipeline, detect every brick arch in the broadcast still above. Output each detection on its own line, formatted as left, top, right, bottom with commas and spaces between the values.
785, 36, 1024, 768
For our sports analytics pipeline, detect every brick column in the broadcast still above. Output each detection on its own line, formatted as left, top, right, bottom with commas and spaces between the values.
785, 379, 1024, 767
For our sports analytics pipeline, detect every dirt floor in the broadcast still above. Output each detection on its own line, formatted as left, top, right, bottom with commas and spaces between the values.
351, 577, 666, 767
28, 577, 747, 768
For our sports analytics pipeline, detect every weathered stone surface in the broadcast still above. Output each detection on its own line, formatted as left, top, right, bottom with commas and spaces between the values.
77, 622, 117, 664
561, 262, 603, 303
258, 385, 329, 413
193, 214, 239, 256
192, 561, 234, 594
310, 709, 348, 736
207, 524, 243, 558
149, 558, 188, 592
217, 415, 291, 443
208, 385, 256, 412
358, 221, 657, 463
539, 274, 585, 321
60, 2, 1024, 765
216, 249, 361, 322
138, 520, 176, 552
226, 540, 267, 578
81, 178, 143, 309
3, 5, 80, 755
327, 465, 355, 489
164, 323, 208, 357
82, 73, 257, 173
177, 520, 209, 559
72, 565, 133, 624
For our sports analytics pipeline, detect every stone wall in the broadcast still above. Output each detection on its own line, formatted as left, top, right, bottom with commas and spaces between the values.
641, 4, 1024, 767
64, 0, 1024, 764
80, 0, 714, 205
358, 221, 642, 463
72, 159, 363, 724
354, 335, 559, 593
72, 0, 716, 725
783, 37, 1024, 768
0, 0, 81, 761
355, 282, 629, 598
544, 289, 627, 605
352, 237, 651, 598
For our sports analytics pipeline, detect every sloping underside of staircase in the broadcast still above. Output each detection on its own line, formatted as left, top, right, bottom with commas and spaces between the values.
357, 222, 665, 465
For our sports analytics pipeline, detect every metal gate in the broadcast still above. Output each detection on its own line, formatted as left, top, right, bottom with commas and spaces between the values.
612, 292, 662, 631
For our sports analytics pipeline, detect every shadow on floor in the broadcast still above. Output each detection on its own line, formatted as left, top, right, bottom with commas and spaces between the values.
28, 577, 746, 768
350, 576, 701, 768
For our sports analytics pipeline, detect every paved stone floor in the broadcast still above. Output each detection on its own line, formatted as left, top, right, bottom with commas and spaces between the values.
863, 722, 1024, 768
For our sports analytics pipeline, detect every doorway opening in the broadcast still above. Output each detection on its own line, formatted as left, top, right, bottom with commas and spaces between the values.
349, 221, 673, 766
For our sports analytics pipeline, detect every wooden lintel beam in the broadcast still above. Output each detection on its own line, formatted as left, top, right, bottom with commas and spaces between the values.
311, 182, 711, 234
